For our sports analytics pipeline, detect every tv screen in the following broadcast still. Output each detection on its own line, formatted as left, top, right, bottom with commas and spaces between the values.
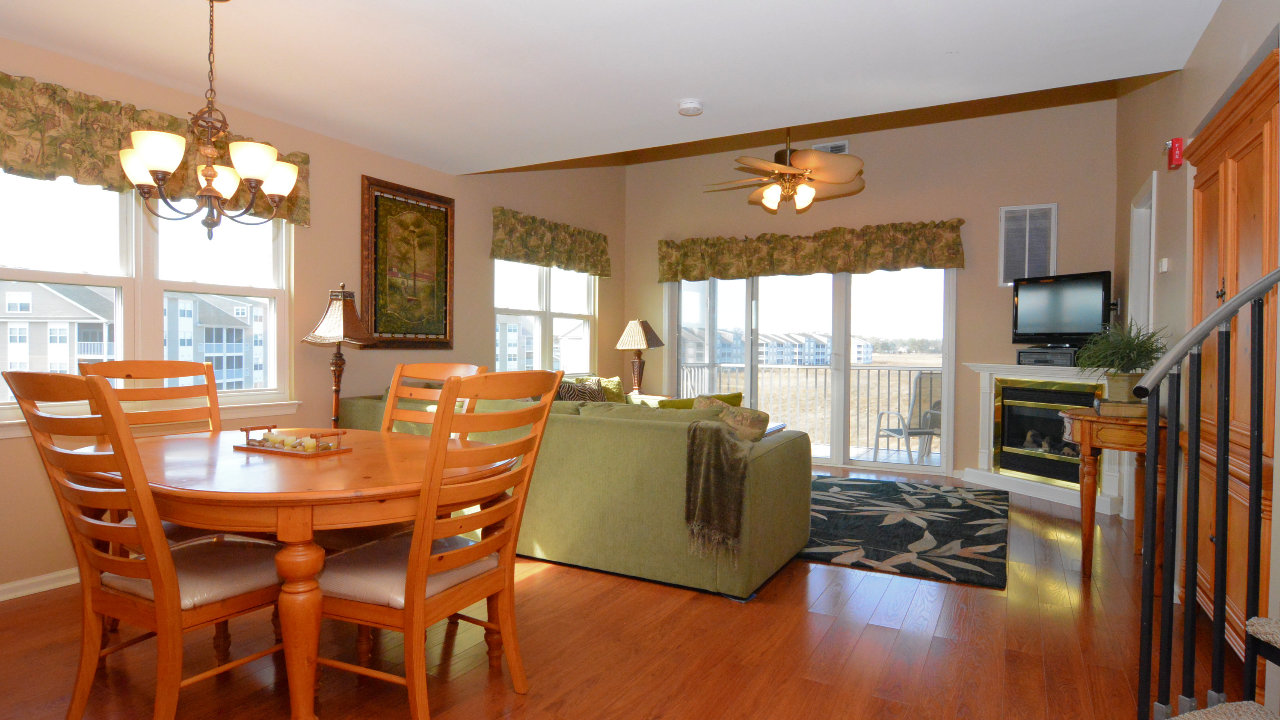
1012, 271, 1111, 345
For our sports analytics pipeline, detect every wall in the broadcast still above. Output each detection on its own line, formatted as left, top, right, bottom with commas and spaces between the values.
622, 101, 1119, 474
0, 37, 627, 588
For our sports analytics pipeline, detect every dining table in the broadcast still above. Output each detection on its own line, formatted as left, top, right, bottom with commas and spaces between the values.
132, 427, 510, 720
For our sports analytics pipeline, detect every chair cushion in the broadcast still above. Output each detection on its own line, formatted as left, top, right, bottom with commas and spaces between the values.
319, 534, 498, 610
102, 538, 281, 610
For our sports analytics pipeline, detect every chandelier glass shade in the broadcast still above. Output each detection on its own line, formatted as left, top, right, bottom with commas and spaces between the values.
761, 175, 815, 212
119, 0, 298, 239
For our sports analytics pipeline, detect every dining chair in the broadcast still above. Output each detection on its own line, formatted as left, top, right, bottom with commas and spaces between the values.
77, 360, 221, 434
381, 362, 489, 434
3, 371, 282, 720
317, 369, 562, 719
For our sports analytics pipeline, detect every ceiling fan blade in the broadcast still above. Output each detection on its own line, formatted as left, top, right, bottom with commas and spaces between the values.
736, 156, 805, 175
811, 175, 866, 199
707, 177, 771, 187
789, 150, 865, 184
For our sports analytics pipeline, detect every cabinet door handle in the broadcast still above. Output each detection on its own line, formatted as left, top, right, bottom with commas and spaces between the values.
1216, 280, 1226, 301
1210, 534, 1216, 544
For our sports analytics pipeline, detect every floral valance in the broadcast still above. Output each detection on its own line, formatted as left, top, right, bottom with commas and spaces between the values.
658, 219, 966, 283
0, 70, 310, 227
491, 207, 611, 277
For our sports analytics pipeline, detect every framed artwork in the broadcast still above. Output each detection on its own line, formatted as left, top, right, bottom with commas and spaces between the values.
360, 175, 454, 348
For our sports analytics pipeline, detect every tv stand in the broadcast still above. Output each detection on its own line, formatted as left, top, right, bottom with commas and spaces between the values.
1017, 346, 1077, 367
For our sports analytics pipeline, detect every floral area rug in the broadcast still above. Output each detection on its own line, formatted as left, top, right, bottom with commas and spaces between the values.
799, 476, 1009, 589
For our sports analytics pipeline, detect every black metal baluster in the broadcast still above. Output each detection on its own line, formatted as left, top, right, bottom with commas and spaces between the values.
1156, 368, 1181, 715
1243, 298, 1265, 699
1138, 383, 1162, 720
1209, 323, 1231, 706
1179, 348, 1203, 714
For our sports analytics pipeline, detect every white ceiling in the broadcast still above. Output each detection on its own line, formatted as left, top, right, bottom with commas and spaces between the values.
1, 1, 1221, 174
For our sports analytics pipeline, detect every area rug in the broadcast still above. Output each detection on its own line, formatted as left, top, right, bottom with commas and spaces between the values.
799, 476, 1009, 589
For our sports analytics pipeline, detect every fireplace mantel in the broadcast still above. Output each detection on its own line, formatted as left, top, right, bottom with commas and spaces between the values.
961, 363, 1125, 516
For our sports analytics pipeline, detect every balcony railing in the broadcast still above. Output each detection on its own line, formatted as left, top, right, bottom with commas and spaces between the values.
678, 362, 941, 464
75, 342, 114, 357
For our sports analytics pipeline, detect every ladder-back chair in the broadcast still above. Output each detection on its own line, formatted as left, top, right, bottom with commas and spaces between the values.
3, 371, 282, 720
381, 363, 488, 434
317, 369, 561, 719
78, 360, 221, 434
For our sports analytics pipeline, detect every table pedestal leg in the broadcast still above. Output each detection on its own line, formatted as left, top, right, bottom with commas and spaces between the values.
276, 540, 326, 720
1081, 450, 1099, 577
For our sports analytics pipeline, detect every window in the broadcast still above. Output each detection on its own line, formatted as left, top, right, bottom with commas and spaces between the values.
8, 324, 28, 346
5, 291, 31, 313
0, 170, 291, 415
493, 260, 595, 373
999, 204, 1057, 285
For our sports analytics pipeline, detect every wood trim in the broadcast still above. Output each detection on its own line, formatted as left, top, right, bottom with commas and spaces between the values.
1186, 50, 1279, 167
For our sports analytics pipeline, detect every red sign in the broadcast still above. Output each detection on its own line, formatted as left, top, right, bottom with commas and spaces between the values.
1168, 137, 1184, 170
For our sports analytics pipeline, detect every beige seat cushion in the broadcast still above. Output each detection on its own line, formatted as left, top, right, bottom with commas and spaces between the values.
1247, 616, 1280, 649
318, 534, 498, 610
102, 538, 281, 610
1176, 702, 1278, 720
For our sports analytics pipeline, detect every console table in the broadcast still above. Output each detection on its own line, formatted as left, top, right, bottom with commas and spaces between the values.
1061, 408, 1167, 578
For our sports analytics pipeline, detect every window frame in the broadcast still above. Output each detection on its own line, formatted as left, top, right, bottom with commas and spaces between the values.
492, 261, 596, 374
0, 182, 295, 433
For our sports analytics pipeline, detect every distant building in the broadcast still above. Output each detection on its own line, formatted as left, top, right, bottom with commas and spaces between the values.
677, 327, 875, 367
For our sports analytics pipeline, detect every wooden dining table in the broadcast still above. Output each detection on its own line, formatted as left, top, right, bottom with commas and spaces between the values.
133, 427, 510, 720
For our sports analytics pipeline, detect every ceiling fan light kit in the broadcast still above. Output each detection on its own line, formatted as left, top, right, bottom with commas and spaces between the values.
119, 0, 299, 239
711, 129, 865, 213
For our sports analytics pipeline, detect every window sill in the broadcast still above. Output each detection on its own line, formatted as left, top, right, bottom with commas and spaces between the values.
0, 398, 300, 441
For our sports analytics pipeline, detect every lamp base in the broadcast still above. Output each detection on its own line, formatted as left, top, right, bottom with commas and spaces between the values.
329, 346, 345, 429
629, 350, 645, 394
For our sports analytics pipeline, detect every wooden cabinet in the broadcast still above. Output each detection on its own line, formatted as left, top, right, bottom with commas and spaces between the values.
1184, 51, 1277, 661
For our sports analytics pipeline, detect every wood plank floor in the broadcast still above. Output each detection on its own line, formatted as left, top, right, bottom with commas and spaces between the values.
0, 469, 1242, 719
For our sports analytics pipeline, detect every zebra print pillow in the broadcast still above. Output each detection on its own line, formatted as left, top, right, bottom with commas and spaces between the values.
557, 378, 606, 402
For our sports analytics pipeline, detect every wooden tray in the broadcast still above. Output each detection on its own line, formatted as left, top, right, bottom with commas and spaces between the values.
233, 443, 352, 458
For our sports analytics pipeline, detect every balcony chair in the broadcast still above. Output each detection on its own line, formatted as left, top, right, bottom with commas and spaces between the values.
873, 370, 942, 464
316, 369, 561, 720
3, 371, 282, 720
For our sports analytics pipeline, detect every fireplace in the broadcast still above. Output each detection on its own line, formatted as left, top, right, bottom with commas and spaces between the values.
993, 377, 1101, 488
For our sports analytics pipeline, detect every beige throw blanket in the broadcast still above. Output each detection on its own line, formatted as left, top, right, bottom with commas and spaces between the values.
686, 420, 752, 560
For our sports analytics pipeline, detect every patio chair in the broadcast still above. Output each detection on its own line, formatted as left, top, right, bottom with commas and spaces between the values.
316, 369, 561, 719
3, 371, 281, 720
873, 370, 942, 464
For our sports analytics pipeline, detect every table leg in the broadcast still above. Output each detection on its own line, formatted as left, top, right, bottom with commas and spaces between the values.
1134, 452, 1146, 555
1081, 449, 1099, 577
275, 537, 326, 720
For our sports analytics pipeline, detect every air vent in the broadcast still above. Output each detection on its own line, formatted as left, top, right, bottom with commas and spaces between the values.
812, 140, 849, 155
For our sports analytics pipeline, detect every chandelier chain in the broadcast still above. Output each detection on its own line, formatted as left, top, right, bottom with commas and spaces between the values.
205, 0, 216, 106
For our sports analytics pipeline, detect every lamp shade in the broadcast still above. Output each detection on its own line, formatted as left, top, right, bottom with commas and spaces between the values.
615, 320, 664, 351
302, 283, 374, 346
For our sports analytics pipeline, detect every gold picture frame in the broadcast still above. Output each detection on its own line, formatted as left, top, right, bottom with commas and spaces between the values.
359, 175, 454, 348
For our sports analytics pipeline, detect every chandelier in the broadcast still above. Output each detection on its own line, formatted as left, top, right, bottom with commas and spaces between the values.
119, 0, 298, 239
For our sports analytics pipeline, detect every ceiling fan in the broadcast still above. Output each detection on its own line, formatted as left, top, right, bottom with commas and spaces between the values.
708, 129, 865, 212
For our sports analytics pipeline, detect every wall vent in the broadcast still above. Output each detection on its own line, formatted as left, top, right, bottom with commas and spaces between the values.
811, 140, 849, 155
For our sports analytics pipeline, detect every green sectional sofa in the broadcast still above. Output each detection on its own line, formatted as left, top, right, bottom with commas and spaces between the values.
338, 394, 813, 599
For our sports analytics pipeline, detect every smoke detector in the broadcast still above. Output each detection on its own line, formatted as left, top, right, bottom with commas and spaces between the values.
678, 99, 704, 117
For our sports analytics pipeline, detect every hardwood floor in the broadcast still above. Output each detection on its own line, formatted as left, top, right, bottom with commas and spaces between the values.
0, 470, 1242, 719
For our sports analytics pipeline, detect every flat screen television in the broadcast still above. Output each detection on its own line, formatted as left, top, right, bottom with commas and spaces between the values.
1012, 270, 1112, 346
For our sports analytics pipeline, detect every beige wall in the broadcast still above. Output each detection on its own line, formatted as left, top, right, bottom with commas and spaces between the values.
622, 101, 1119, 474
0, 38, 627, 587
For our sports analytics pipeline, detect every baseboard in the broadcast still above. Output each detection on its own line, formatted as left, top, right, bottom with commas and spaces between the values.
960, 468, 1121, 515
0, 568, 78, 602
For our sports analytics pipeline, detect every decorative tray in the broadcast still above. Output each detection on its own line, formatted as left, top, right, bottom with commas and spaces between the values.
233, 425, 353, 458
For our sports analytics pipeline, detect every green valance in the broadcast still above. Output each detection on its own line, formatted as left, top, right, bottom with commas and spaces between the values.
491, 207, 611, 277
0, 70, 311, 227
658, 218, 965, 283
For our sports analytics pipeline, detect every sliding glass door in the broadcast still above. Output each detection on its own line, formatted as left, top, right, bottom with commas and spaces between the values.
757, 274, 833, 459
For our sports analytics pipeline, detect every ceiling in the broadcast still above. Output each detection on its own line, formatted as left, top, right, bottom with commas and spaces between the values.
1, 1, 1221, 175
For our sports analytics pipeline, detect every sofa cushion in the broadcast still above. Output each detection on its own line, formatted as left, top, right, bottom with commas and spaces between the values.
576, 375, 627, 404
558, 379, 606, 402
578, 404, 723, 423
693, 396, 770, 442
657, 392, 744, 409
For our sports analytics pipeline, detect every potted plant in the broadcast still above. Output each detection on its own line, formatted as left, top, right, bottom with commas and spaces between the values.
1074, 321, 1168, 402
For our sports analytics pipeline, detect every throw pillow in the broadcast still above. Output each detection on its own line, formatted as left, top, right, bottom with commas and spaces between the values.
557, 379, 607, 402
657, 392, 744, 409
575, 375, 626, 404
692, 395, 770, 442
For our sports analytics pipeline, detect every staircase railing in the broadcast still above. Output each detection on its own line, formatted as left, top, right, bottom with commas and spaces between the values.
1133, 267, 1280, 719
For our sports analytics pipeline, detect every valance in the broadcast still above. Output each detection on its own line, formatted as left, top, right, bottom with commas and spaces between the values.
491, 207, 611, 277
657, 219, 965, 283
0, 70, 311, 227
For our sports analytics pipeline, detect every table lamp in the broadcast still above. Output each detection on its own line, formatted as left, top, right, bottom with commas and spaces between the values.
302, 283, 374, 428
615, 319, 664, 394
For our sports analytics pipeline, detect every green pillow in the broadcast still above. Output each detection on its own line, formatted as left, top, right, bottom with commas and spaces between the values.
575, 375, 626, 404
657, 392, 743, 409
692, 395, 770, 442
578, 404, 724, 423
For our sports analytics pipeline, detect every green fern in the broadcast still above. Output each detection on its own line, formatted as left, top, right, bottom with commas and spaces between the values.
1074, 321, 1167, 374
